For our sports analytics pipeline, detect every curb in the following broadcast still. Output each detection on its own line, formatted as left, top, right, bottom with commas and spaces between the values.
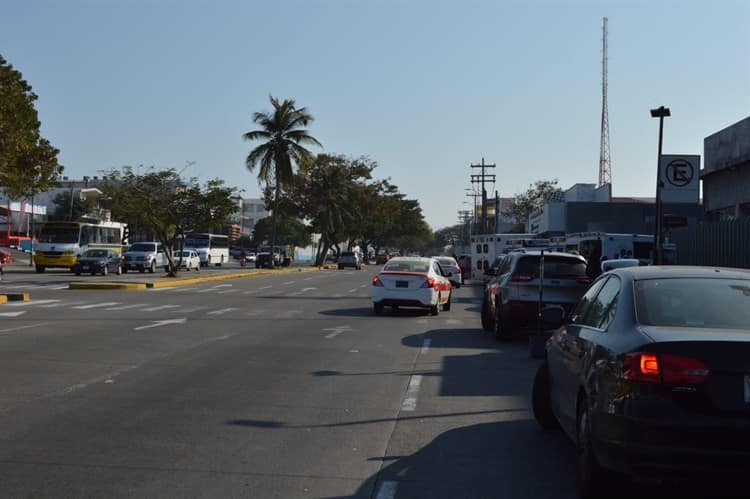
68, 266, 321, 291
0, 293, 30, 302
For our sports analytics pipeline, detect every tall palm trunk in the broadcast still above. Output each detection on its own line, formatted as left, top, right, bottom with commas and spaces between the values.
270, 170, 279, 266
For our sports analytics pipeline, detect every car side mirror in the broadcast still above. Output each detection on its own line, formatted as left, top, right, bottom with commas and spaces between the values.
541, 306, 566, 330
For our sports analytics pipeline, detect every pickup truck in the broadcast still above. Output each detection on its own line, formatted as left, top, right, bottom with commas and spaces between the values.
122, 242, 168, 273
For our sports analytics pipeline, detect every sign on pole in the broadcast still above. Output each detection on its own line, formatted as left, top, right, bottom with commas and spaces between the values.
659, 155, 700, 204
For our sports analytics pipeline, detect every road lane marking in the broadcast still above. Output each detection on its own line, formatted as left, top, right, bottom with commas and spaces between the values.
282, 281, 296, 285
415, 319, 428, 325
47, 285, 69, 290
348, 288, 357, 293
445, 318, 463, 325
207, 308, 239, 315
241, 290, 259, 295
72, 302, 121, 310
214, 284, 233, 288
401, 375, 422, 411
258, 285, 272, 290
40, 301, 85, 308
7, 299, 60, 307
105, 304, 148, 311
141, 304, 182, 312
0, 311, 26, 317
333, 294, 343, 298
421, 339, 431, 354
171, 306, 207, 313
359, 284, 367, 288
323, 325, 351, 339
303, 277, 313, 281
169, 287, 199, 292
375, 481, 398, 499
133, 318, 187, 331
216, 289, 238, 294
0, 322, 51, 333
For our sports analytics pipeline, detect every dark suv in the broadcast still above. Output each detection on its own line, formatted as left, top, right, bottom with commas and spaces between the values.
481, 251, 591, 340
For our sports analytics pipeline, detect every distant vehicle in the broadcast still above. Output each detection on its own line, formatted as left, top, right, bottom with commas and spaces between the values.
122, 242, 167, 273
564, 232, 655, 265
372, 257, 452, 316
184, 233, 229, 267
338, 251, 362, 270
533, 266, 750, 498
481, 251, 591, 340
457, 254, 472, 280
432, 256, 462, 287
256, 245, 294, 268
33, 221, 126, 273
73, 249, 122, 276
470, 233, 539, 276
174, 250, 200, 271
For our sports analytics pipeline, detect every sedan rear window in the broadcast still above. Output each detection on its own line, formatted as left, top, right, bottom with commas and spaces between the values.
514, 256, 587, 278
383, 260, 430, 273
635, 278, 750, 329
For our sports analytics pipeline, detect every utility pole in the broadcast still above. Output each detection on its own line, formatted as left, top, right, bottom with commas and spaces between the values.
470, 158, 496, 234
465, 189, 479, 234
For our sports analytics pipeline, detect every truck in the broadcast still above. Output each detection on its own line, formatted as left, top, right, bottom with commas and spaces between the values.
122, 241, 168, 273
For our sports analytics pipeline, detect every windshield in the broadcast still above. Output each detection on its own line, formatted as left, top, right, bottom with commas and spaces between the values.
515, 256, 587, 278
383, 259, 430, 273
184, 238, 209, 248
635, 278, 750, 329
82, 250, 108, 258
39, 226, 79, 244
128, 243, 156, 252
437, 258, 457, 267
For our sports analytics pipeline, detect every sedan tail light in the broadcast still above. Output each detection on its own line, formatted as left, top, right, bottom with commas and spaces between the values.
421, 277, 435, 288
623, 352, 711, 385
372, 276, 383, 287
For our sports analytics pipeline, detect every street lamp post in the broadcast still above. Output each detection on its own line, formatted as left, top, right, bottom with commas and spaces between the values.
650, 106, 670, 266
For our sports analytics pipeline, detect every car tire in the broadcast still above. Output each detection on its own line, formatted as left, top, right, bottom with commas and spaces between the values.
480, 299, 494, 332
430, 296, 440, 316
207, 256, 212, 267
116, 265, 122, 275
578, 403, 615, 499
532, 362, 560, 430
442, 292, 452, 311
103, 265, 108, 276
217, 255, 223, 267
149, 261, 156, 273
374, 303, 384, 315
195, 264, 200, 272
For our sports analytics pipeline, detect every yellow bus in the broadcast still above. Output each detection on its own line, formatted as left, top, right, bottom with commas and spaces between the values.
33, 221, 127, 272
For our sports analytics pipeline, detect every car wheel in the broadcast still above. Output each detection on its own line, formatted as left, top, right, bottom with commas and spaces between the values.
207, 256, 212, 267
195, 264, 200, 272
217, 255, 223, 267
102, 265, 108, 276
430, 296, 440, 316
442, 292, 452, 311
578, 402, 615, 499
149, 261, 156, 273
480, 299, 494, 332
532, 362, 560, 430
374, 303, 384, 315
116, 265, 122, 275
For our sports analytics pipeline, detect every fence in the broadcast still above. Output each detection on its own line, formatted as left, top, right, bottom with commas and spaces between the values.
670, 218, 750, 269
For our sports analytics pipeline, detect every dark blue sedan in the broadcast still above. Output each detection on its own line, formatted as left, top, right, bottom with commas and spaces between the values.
73, 249, 122, 276
532, 266, 750, 498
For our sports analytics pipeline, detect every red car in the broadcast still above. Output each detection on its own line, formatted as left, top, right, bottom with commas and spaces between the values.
0, 248, 11, 265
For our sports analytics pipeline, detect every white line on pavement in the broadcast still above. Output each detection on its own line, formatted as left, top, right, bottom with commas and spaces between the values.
282, 281, 296, 285
445, 318, 463, 325
324, 325, 352, 339
401, 375, 422, 412
348, 288, 357, 293
207, 307, 239, 315
303, 277, 313, 281
333, 294, 343, 298
172, 306, 208, 313
72, 302, 121, 310
105, 304, 148, 311
47, 285, 69, 290
375, 480, 399, 499
7, 299, 60, 307
169, 287, 199, 292
216, 289, 238, 294
241, 290, 259, 295
214, 284, 233, 288
420, 338, 432, 354
141, 304, 182, 312
359, 284, 367, 288
258, 285, 272, 290
0, 322, 51, 333
133, 318, 187, 331
0, 311, 26, 317
40, 301, 85, 308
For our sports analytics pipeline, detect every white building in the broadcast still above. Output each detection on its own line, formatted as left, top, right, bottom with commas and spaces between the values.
238, 198, 269, 237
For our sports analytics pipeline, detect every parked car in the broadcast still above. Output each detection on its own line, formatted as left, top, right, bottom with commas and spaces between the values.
338, 251, 362, 270
481, 251, 591, 340
432, 256, 462, 287
532, 266, 750, 498
372, 256, 452, 316
174, 250, 201, 271
122, 242, 167, 273
73, 249, 122, 276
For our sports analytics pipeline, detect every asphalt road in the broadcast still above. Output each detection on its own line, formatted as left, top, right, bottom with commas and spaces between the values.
0, 267, 580, 498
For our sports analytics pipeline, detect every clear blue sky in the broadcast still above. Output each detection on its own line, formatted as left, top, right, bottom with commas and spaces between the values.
2, 0, 749, 229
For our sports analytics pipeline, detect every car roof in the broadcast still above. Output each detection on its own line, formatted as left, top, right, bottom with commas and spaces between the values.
610, 265, 750, 280
511, 250, 586, 262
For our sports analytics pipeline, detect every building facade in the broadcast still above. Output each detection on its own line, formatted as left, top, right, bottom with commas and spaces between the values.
238, 198, 269, 237
702, 116, 750, 221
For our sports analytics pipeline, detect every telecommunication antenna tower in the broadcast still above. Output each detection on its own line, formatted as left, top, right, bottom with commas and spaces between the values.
598, 17, 612, 188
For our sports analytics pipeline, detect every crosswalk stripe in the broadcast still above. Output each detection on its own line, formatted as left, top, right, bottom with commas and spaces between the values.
105, 304, 148, 311
207, 307, 239, 315
72, 302, 121, 310
141, 304, 181, 312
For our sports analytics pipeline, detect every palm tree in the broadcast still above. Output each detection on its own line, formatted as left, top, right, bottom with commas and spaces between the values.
243, 96, 321, 259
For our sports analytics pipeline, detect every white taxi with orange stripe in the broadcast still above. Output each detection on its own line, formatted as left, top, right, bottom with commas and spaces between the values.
372, 257, 452, 316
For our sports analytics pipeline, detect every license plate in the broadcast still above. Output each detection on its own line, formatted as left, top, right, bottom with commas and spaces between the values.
744, 375, 750, 403
396, 281, 408, 288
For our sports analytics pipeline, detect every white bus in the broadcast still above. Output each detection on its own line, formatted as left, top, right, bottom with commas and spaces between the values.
565, 232, 654, 265
33, 220, 127, 272
183, 233, 229, 267
470, 233, 538, 274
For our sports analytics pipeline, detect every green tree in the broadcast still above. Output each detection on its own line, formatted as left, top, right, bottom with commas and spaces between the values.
251, 215, 311, 248
0, 54, 62, 202
49, 191, 98, 221
504, 179, 562, 231
243, 96, 321, 263
103, 168, 238, 276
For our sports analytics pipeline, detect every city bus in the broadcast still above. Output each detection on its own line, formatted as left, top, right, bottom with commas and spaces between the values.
565, 232, 655, 264
183, 233, 229, 267
33, 220, 127, 272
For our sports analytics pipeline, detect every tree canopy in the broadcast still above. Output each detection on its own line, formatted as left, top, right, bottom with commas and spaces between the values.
0, 54, 62, 200
503, 179, 562, 230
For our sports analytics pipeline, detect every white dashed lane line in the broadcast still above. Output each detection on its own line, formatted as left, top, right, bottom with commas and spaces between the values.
7, 299, 60, 307
207, 308, 239, 315
401, 375, 422, 412
105, 304, 148, 311
421, 338, 432, 354
141, 304, 182, 312
72, 302, 121, 310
